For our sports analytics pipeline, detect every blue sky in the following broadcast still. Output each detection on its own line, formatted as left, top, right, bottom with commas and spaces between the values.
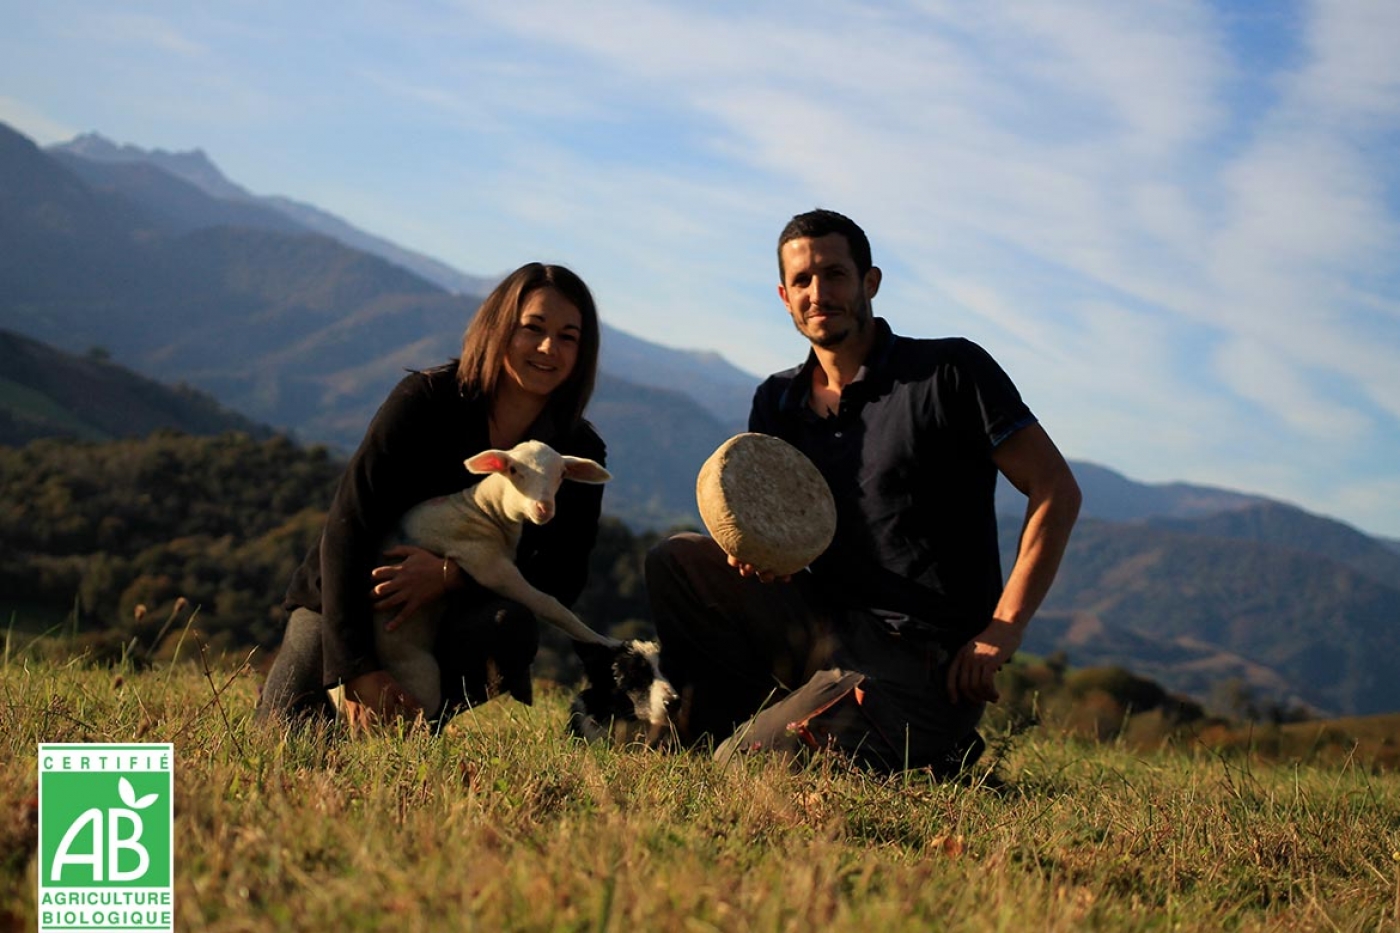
3, 1, 1399, 538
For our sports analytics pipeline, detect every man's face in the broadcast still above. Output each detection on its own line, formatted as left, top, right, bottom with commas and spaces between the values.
778, 233, 880, 350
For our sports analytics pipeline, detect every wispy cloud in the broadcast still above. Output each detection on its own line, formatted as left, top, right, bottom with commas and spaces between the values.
0, 96, 75, 144
79, 11, 210, 59
450, 0, 1400, 532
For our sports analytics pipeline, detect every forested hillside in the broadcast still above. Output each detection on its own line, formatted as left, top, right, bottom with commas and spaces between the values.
0, 433, 337, 648
1014, 515, 1400, 717
0, 329, 272, 446
0, 431, 664, 680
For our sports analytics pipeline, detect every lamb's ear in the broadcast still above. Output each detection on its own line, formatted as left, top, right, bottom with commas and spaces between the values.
562, 456, 611, 484
465, 450, 513, 475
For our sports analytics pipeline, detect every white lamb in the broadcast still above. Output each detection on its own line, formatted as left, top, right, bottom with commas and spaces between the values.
337, 440, 619, 716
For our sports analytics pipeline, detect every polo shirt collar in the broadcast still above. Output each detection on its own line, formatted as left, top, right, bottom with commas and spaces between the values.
778, 317, 898, 414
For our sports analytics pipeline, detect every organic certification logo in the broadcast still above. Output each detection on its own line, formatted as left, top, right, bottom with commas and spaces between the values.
38, 744, 174, 933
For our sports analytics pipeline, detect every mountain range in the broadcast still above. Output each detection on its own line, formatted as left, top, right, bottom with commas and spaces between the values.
48, 130, 759, 434
2, 122, 739, 528
1012, 509, 1400, 716
3, 120, 1398, 717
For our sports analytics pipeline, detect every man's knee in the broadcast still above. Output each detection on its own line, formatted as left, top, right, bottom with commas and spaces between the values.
645, 532, 716, 582
646, 534, 722, 627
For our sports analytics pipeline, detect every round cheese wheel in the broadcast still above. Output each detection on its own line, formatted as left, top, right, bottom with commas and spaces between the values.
696, 433, 836, 576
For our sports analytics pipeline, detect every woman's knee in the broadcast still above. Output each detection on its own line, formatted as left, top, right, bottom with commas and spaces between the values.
255, 608, 331, 722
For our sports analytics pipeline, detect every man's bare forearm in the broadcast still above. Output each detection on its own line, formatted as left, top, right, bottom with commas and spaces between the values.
989, 424, 1082, 631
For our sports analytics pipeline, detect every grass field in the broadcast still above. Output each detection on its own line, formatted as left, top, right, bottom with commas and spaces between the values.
3, 650, 1399, 932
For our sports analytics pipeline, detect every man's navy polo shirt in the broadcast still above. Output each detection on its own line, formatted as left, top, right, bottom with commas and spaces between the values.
749, 318, 1036, 645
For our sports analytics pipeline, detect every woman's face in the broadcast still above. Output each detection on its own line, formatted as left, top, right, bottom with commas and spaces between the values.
501, 287, 583, 401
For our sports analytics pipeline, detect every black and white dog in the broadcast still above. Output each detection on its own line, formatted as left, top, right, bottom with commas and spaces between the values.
568, 639, 677, 746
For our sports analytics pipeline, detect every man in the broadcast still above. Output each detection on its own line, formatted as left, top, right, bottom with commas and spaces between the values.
646, 209, 1081, 775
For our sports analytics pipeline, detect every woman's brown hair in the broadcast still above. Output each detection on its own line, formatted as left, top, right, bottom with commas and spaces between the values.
456, 262, 600, 432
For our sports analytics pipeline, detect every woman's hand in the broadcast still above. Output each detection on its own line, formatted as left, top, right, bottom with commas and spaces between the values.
341, 670, 422, 730
371, 545, 458, 631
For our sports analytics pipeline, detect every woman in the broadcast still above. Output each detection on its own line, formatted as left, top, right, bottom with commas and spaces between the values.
256, 262, 607, 727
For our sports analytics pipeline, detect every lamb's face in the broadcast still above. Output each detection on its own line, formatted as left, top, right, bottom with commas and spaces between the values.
505, 447, 566, 526
465, 440, 611, 527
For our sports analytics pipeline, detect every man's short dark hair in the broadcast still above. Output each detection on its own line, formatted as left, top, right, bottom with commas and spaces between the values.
777, 209, 873, 280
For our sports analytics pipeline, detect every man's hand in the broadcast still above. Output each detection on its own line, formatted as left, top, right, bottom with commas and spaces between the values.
725, 553, 793, 584
371, 545, 456, 631
947, 618, 1025, 705
341, 670, 422, 730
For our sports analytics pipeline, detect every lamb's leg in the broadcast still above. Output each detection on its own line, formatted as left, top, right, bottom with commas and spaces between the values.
373, 602, 445, 713
462, 554, 618, 646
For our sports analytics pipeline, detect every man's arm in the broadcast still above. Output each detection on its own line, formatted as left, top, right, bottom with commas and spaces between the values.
947, 422, 1082, 704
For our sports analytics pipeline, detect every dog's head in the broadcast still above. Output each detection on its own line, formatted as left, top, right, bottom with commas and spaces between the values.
569, 639, 677, 744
